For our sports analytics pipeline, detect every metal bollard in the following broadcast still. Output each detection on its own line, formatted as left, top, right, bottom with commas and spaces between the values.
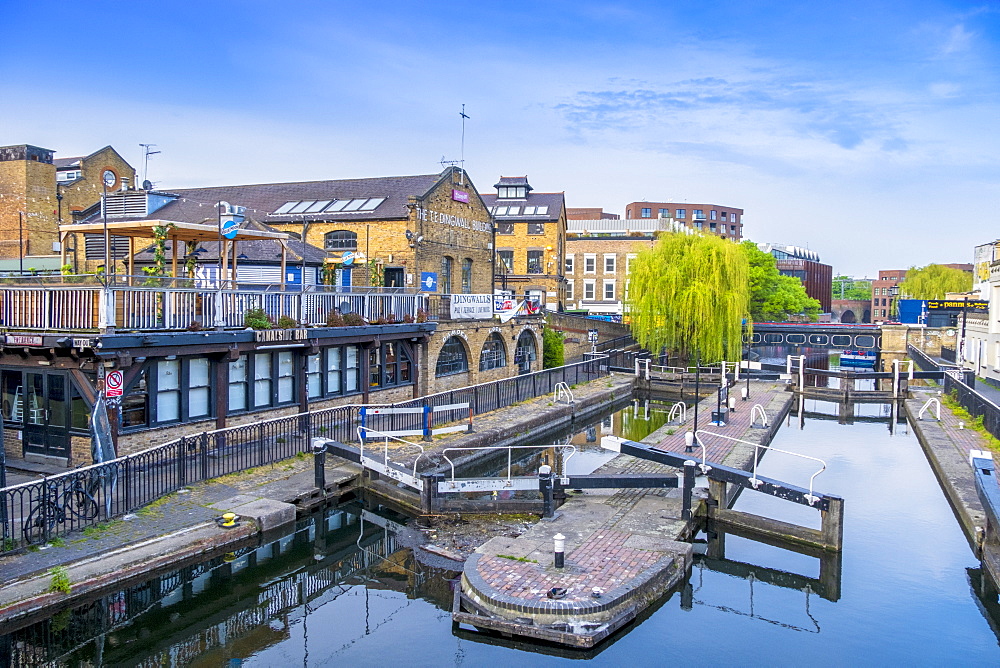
539, 464, 554, 518
313, 441, 327, 490
682, 460, 696, 520
553, 532, 565, 569
684, 430, 695, 453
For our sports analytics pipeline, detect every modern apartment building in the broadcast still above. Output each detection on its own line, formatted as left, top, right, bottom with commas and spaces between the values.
622, 202, 743, 240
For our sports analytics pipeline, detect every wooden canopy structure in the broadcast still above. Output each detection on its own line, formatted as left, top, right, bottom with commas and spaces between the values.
58, 220, 292, 283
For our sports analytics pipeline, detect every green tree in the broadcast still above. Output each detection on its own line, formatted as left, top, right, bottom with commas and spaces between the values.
542, 326, 565, 368
627, 233, 749, 363
832, 275, 872, 300
899, 264, 972, 299
741, 241, 820, 322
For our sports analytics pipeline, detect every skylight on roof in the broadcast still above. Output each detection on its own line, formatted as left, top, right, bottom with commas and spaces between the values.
271, 197, 386, 215
288, 200, 315, 213
273, 201, 297, 214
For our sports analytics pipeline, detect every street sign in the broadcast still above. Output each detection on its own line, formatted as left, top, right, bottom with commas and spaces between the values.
220, 218, 240, 240
588, 329, 599, 344
105, 370, 123, 397
421, 272, 438, 291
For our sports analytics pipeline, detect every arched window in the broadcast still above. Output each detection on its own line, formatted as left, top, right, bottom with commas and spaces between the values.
324, 230, 357, 250
441, 256, 454, 294
514, 330, 537, 374
479, 333, 507, 371
436, 336, 469, 377
461, 258, 472, 293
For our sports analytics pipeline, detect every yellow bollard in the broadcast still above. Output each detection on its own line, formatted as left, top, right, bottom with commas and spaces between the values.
220, 512, 238, 528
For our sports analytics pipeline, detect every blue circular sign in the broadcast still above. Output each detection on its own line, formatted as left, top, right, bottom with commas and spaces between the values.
221, 219, 240, 240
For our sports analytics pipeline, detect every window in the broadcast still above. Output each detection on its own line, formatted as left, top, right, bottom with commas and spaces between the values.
369, 342, 412, 388
461, 259, 472, 293
506, 206, 520, 216
156, 360, 181, 422
566, 279, 574, 299
709, 222, 717, 232
624, 280, 630, 301
710, 210, 718, 220
528, 222, 545, 235
694, 221, 703, 230
527, 250, 543, 274
731, 224, 737, 234
565, 255, 574, 273
306, 354, 322, 399
155, 357, 211, 424
229, 356, 248, 411
604, 254, 616, 273
693, 209, 705, 219
584, 280, 595, 300
254, 353, 273, 408
498, 250, 514, 273
479, 333, 507, 371
732, 214, 739, 223
659, 208, 669, 217
324, 230, 357, 250
436, 337, 469, 376
584, 254, 596, 273
497, 221, 513, 235
720, 212, 728, 221
603, 280, 615, 300
326, 348, 343, 394
277, 351, 294, 403
675, 209, 686, 218
626, 253, 637, 274
514, 330, 537, 373
641, 208, 651, 218
498, 186, 527, 199
441, 256, 453, 293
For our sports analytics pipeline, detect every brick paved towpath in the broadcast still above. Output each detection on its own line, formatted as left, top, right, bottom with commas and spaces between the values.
459, 381, 794, 641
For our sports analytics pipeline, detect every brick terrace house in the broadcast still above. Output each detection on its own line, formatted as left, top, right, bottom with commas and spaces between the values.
1, 167, 543, 469
0, 144, 136, 273
480, 176, 567, 310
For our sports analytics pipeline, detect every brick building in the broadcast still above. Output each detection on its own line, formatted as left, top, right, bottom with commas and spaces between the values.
480, 176, 567, 309
757, 243, 833, 313
0, 144, 135, 272
872, 264, 974, 323
622, 201, 743, 240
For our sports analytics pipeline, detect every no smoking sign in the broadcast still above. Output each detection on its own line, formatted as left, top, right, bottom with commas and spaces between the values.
106, 370, 124, 397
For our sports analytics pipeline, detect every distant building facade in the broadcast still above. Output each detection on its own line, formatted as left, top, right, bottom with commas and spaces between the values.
758, 243, 833, 313
622, 201, 743, 240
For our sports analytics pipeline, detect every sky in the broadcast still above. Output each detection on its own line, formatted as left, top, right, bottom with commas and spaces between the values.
2, 0, 998, 276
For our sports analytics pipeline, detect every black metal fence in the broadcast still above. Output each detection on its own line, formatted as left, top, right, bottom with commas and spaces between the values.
943, 374, 1000, 443
0, 358, 608, 552
941, 346, 957, 363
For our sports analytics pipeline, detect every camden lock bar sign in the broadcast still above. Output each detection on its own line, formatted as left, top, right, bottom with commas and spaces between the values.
450, 294, 494, 320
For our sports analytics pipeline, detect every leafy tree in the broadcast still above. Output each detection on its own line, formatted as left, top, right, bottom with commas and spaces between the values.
627, 233, 749, 363
832, 275, 872, 301
542, 326, 565, 368
899, 264, 972, 299
741, 241, 820, 322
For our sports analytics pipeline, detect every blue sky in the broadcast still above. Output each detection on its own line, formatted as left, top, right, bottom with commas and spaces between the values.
2, 1, 997, 276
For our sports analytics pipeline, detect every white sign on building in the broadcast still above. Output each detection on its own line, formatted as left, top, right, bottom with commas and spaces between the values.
450, 294, 494, 319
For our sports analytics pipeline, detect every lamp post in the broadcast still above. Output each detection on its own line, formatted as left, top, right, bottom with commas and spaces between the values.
688, 352, 700, 453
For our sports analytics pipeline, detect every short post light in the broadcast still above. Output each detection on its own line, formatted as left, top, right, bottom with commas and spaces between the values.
553, 533, 566, 569
741, 385, 749, 402
684, 430, 694, 453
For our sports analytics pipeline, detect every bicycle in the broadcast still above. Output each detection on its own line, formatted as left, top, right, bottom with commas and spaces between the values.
21, 473, 100, 543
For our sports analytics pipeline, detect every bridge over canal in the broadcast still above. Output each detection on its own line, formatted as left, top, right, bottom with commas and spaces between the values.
749, 323, 881, 350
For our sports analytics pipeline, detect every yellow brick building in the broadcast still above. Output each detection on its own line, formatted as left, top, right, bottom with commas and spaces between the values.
480, 176, 567, 310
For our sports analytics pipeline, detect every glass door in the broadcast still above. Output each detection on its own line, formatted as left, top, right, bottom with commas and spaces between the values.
23, 372, 71, 460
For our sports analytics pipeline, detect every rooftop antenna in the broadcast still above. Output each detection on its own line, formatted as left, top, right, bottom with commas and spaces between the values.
139, 143, 161, 189
439, 104, 471, 185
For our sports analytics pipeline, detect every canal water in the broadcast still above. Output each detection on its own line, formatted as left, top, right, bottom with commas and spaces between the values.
6, 396, 1000, 666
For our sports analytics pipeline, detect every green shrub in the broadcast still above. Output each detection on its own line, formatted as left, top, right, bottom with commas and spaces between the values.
276, 315, 299, 329
48, 566, 71, 594
243, 308, 274, 330
342, 313, 366, 327
325, 312, 345, 327
542, 327, 565, 369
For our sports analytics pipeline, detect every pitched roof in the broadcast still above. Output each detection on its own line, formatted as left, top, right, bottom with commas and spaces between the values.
480, 191, 565, 222
494, 176, 531, 189
54, 157, 82, 168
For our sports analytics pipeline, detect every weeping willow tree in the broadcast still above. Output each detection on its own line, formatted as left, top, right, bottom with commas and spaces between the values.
899, 264, 973, 299
627, 232, 750, 363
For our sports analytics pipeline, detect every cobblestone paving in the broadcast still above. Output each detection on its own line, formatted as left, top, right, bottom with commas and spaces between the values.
476, 529, 660, 604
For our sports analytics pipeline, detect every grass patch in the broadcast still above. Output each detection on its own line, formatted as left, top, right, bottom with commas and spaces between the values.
47, 566, 71, 594
82, 520, 121, 538
497, 554, 538, 563
48, 537, 66, 548
942, 392, 1000, 452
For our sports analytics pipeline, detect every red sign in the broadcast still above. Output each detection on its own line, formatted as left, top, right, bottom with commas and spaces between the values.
106, 370, 124, 397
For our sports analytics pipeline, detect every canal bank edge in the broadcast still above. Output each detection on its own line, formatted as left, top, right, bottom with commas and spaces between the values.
904, 396, 988, 554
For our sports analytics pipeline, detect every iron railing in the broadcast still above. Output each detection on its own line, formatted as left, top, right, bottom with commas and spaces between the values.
0, 357, 608, 552
943, 374, 1000, 443
941, 346, 957, 363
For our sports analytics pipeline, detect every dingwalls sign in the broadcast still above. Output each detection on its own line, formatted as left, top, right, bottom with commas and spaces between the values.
452, 189, 469, 203
450, 294, 493, 319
